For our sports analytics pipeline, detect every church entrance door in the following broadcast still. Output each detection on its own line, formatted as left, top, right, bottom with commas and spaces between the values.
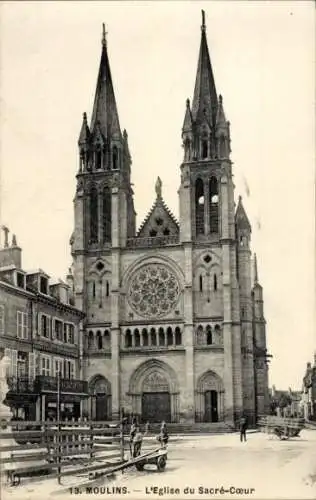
204, 390, 218, 422
96, 394, 108, 421
142, 392, 171, 423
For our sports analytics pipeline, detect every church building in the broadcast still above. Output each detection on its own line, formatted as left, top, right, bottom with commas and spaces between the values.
70, 11, 270, 426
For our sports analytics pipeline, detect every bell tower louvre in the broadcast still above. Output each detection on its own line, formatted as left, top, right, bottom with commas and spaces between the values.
71, 12, 270, 426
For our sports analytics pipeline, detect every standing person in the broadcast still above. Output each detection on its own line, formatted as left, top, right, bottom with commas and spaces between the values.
129, 417, 137, 457
132, 425, 143, 458
144, 421, 150, 435
157, 421, 169, 448
240, 415, 248, 442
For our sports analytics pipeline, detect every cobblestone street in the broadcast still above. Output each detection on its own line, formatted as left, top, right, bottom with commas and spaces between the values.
3, 430, 316, 500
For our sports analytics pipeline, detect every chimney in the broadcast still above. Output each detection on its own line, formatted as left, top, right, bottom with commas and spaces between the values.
0, 227, 22, 268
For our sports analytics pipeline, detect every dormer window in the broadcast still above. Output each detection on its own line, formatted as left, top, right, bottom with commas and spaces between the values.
40, 276, 48, 295
16, 272, 25, 289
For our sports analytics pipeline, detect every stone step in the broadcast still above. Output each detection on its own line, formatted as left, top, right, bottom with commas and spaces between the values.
138, 422, 235, 434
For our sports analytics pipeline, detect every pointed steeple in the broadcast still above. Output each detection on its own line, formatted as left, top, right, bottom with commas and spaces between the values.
78, 112, 90, 145
191, 10, 218, 127
235, 196, 251, 232
182, 99, 193, 133
90, 24, 121, 140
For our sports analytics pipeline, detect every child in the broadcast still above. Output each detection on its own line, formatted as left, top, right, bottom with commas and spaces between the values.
157, 421, 169, 448
132, 425, 143, 458
129, 418, 137, 456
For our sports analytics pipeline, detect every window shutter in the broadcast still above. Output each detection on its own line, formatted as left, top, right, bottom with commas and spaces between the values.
35, 352, 40, 375
17, 311, 21, 338
47, 316, 51, 338
47, 356, 52, 376
11, 349, 18, 377
4, 348, 12, 376
0, 305, 5, 335
28, 352, 36, 380
51, 318, 56, 339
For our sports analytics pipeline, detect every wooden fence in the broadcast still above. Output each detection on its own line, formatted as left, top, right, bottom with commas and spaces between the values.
0, 420, 126, 486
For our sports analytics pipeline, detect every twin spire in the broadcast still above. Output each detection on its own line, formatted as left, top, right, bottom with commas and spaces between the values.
78, 23, 121, 150
181, 11, 231, 162
191, 9, 218, 127
78, 11, 228, 169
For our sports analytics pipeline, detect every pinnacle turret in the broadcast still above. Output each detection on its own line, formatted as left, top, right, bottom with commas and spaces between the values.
235, 196, 251, 233
78, 112, 90, 146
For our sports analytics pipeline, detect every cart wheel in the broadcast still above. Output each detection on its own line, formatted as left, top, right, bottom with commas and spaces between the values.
135, 462, 144, 471
157, 456, 166, 472
9, 474, 20, 487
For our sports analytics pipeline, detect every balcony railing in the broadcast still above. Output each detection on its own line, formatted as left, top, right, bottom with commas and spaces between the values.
34, 375, 88, 394
7, 376, 36, 393
126, 235, 179, 248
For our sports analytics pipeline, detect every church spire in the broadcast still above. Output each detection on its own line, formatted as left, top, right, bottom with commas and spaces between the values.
191, 10, 218, 127
90, 24, 121, 140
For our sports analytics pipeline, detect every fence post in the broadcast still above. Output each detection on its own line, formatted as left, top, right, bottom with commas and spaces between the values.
89, 421, 94, 460
120, 422, 124, 461
57, 371, 61, 485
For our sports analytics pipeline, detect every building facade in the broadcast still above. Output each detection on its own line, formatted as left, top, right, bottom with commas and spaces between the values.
71, 13, 270, 425
0, 229, 87, 421
302, 355, 316, 421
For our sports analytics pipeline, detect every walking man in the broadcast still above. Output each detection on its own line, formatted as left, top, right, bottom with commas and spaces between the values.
240, 415, 248, 442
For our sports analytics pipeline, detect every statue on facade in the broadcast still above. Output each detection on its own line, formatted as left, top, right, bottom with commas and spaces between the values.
155, 176, 162, 198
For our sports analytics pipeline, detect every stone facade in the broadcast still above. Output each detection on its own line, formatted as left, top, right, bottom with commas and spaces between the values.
71, 14, 270, 426
302, 356, 316, 421
0, 233, 86, 420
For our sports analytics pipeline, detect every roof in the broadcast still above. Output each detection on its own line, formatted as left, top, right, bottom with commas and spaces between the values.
235, 196, 252, 232
90, 31, 121, 140
137, 196, 179, 238
191, 12, 218, 127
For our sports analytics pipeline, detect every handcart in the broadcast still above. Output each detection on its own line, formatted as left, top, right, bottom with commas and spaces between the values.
133, 447, 168, 472
258, 416, 305, 440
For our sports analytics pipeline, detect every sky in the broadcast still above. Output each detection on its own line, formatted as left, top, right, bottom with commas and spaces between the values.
0, 1, 315, 390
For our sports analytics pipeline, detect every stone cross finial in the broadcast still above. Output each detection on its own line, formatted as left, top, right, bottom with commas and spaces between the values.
201, 10, 206, 31
155, 177, 162, 198
102, 23, 107, 47
1, 226, 9, 248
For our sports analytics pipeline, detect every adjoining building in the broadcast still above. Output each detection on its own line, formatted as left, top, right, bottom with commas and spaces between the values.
302, 355, 316, 421
0, 227, 87, 421
71, 12, 270, 426
269, 385, 303, 418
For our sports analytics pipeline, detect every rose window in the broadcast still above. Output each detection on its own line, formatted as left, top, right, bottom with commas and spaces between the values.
127, 264, 180, 318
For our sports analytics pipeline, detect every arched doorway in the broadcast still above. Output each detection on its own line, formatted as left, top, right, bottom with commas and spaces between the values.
195, 370, 224, 423
89, 375, 112, 421
142, 372, 171, 423
129, 360, 179, 423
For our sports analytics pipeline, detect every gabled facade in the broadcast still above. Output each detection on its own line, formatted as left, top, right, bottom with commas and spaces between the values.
71, 12, 270, 425
0, 228, 87, 421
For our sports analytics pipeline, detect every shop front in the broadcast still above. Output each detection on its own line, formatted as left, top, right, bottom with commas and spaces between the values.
34, 375, 89, 421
